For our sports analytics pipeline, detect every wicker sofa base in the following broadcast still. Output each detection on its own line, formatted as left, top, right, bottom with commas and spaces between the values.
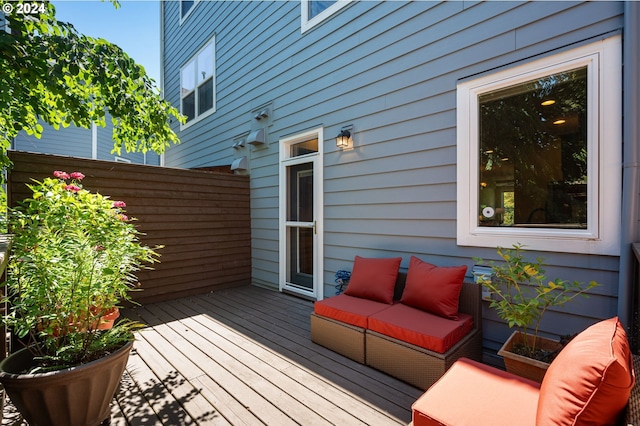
310, 313, 366, 364
366, 328, 483, 390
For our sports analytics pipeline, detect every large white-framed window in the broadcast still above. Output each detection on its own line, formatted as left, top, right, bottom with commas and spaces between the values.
180, 36, 215, 129
457, 35, 621, 255
301, 0, 350, 33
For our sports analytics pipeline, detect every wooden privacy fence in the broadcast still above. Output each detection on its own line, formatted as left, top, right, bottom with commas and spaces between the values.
8, 151, 251, 304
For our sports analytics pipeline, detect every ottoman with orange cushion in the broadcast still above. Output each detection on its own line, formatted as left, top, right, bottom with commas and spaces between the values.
411, 317, 636, 426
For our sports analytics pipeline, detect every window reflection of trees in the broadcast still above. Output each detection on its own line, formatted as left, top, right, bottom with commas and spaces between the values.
478, 67, 588, 228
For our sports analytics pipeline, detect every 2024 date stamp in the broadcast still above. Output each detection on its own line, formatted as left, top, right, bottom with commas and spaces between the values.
2, 2, 47, 15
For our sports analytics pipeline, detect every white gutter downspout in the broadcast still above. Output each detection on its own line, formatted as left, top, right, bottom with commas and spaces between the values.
618, 1, 640, 330
91, 122, 98, 159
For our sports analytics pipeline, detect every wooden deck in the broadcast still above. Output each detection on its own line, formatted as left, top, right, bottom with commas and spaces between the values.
3, 285, 422, 425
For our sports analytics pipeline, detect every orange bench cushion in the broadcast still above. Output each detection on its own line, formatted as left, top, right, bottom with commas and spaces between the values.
367, 303, 473, 353
412, 357, 540, 426
313, 294, 392, 329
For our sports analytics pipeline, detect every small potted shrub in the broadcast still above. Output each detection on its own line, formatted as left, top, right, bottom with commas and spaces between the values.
475, 244, 598, 382
0, 171, 160, 426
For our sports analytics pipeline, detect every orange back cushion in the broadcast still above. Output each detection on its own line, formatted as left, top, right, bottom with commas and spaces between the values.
536, 317, 634, 425
400, 256, 467, 320
344, 256, 402, 304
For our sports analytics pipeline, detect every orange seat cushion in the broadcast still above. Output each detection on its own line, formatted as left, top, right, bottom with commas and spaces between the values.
412, 357, 540, 426
401, 256, 467, 320
536, 316, 634, 426
343, 256, 402, 304
367, 303, 473, 353
313, 294, 392, 329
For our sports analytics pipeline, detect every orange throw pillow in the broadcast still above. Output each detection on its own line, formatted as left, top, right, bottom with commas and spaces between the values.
343, 256, 402, 304
400, 256, 467, 320
536, 317, 634, 426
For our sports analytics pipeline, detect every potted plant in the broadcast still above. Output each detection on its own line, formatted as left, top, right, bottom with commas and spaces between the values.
0, 171, 160, 426
475, 244, 598, 382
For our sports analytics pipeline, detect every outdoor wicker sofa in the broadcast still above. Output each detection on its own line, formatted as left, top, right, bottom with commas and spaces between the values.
411, 317, 639, 426
310, 256, 482, 390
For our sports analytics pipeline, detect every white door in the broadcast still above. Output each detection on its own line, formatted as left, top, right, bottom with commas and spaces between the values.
279, 128, 323, 300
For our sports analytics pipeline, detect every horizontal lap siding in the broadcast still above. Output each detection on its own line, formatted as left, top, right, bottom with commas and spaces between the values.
8, 151, 251, 304
13, 123, 92, 159
162, 0, 624, 361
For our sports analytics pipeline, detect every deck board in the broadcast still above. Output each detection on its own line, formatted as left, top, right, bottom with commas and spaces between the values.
2, 285, 422, 425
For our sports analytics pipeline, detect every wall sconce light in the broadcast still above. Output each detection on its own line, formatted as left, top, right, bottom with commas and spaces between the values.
336, 127, 353, 150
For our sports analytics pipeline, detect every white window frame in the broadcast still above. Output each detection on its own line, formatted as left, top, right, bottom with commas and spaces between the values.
301, 0, 351, 33
456, 35, 621, 255
180, 36, 216, 130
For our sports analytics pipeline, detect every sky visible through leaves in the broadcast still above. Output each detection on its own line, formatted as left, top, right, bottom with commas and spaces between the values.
53, 0, 161, 84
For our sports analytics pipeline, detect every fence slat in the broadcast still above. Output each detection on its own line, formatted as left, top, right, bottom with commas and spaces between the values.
8, 151, 252, 304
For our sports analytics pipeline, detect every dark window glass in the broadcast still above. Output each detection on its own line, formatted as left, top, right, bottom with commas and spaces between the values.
290, 139, 318, 157
197, 78, 213, 115
478, 67, 588, 229
182, 93, 195, 122
181, 1, 194, 18
309, 0, 336, 19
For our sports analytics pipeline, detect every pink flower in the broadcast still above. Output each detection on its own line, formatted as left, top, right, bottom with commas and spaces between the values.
118, 214, 129, 221
53, 171, 70, 179
70, 172, 85, 180
112, 201, 126, 208
64, 184, 81, 193
94, 245, 105, 251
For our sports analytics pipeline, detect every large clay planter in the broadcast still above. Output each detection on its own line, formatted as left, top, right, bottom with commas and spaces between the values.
498, 331, 563, 383
0, 340, 133, 426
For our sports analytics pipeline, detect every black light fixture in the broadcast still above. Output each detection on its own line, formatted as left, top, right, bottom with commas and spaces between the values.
336, 129, 352, 149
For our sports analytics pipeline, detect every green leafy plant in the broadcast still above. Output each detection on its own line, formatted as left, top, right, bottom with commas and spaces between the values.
474, 244, 598, 359
0, 0, 184, 179
3, 171, 160, 372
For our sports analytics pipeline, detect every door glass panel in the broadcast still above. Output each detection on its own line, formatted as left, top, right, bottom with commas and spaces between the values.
287, 165, 313, 222
285, 160, 314, 291
287, 227, 313, 289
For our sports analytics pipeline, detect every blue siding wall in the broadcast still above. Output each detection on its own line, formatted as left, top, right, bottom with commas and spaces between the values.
13, 119, 160, 165
14, 123, 92, 159
162, 1, 625, 362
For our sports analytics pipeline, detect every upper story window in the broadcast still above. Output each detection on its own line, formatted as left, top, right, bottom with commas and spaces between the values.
301, 0, 350, 33
181, 1, 195, 20
180, 37, 215, 128
456, 36, 621, 255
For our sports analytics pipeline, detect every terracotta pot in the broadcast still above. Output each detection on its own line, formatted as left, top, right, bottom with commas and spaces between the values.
498, 330, 563, 383
95, 306, 120, 330
39, 307, 120, 336
0, 340, 133, 426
